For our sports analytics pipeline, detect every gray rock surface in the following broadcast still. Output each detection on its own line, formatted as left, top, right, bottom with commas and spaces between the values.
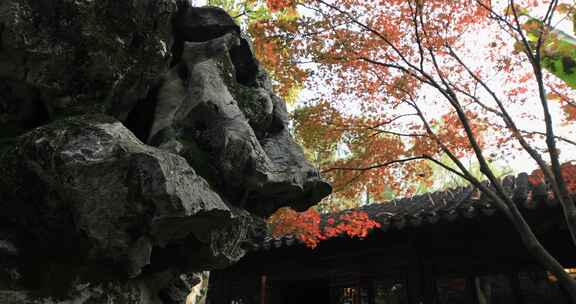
0, 1, 331, 303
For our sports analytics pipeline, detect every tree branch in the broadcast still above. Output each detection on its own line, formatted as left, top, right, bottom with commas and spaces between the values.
322, 156, 426, 174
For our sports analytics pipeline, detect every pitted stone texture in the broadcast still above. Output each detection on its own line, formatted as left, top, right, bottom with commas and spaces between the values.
0, 115, 232, 279
0, 0, 175, 121
147, 30, 331, 217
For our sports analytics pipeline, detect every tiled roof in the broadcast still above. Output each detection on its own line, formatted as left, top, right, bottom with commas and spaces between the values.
254, 173, 559, 251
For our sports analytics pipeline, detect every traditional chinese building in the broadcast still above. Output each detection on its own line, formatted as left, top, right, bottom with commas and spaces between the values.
207, 173, 576, 304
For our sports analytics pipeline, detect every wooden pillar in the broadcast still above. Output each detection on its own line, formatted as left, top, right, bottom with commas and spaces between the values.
468, 275, 479, 304
206, 271, 229, 304
409, 232, 425, 304
422, 267, 437, 304
356, 278, 361, 304
260, 274, 267, 304
367, 279, 375, 304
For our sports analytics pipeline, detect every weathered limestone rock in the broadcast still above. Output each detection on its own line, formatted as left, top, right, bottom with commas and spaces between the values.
0, 115, 229, 273
0, 0, 175, 121
144, 31, 330, 217
0, 1, 331, 303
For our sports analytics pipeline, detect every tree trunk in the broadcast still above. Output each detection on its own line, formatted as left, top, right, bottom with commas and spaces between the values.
506, 202, 576, 302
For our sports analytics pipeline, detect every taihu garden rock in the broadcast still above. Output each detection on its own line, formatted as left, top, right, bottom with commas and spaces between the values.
0, 1, 331, 303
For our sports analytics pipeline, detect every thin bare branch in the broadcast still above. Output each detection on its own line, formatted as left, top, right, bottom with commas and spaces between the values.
322, 156, 426, 174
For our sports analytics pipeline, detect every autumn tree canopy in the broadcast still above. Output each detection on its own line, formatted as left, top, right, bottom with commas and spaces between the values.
231, 0, 576, 298
221, 0, 574, 199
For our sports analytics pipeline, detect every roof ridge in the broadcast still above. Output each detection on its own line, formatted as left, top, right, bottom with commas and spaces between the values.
323, 172, 531, 215
255, 172, 559, 252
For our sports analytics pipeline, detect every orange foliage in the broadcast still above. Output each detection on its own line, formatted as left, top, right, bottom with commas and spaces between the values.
248, 18, 307, 100
529, 162, 576, 193
268, 208, 322, 248
546, 82, 576, 122
292, 100, 345, 152
269, 208, 381, 248
266, 0, 294, 12
323, 211, 381, 239
562, 104, 576, 121
275, 0, 499, 200
258, 0, 576, 204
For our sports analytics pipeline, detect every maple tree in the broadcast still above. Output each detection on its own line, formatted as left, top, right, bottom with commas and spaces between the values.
249, 0, 576, 298
207, 0, 308, 101
268, 207, 380, 248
